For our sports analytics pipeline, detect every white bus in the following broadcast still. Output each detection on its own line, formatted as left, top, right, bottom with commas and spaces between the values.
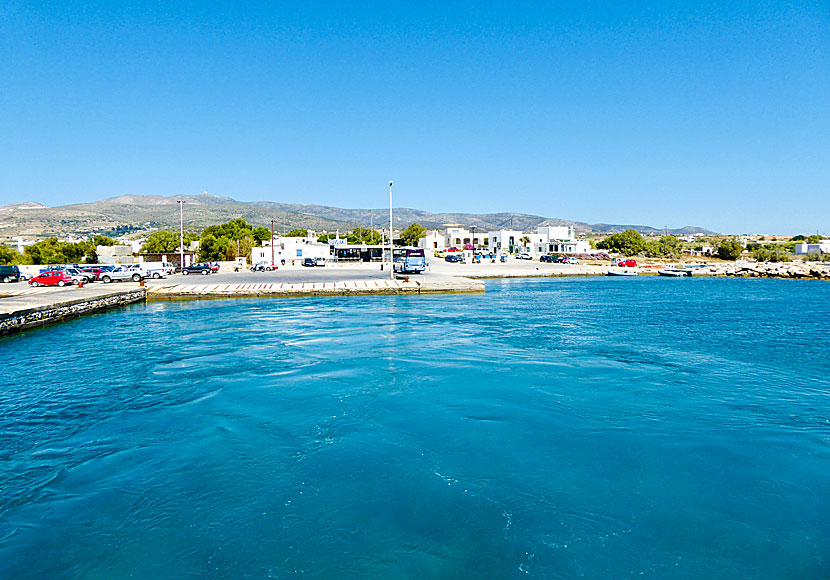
392, 247, 427, 274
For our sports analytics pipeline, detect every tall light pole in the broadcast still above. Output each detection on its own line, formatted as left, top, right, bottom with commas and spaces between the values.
389, 181, 394, 280
270, 219, 276, 266
177, 200, 185, 270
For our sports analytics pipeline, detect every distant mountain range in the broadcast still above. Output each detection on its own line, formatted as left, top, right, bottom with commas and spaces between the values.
0, 194, 716, 239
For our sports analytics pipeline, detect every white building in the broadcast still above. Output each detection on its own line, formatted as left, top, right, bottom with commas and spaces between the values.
251, 236, 331, 265
418, 224, 590, 255
795, 241, 830, 255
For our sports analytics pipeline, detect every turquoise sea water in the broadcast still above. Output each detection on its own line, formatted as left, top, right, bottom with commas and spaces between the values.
1, 277, 828, 579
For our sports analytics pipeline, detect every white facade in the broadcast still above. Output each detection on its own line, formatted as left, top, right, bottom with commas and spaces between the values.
483, 230, 524, 254
418, 231, 446, 251
251, 236, 331, 265
795, 242, 830, 255
418, 224, 589, 255
532, 239, 592, 255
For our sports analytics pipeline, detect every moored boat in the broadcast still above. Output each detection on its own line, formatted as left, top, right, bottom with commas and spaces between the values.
658, 268, 688, 277
607, 269, 638, 276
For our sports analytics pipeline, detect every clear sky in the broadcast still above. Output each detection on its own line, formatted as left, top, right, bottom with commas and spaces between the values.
1, 1, 827, 233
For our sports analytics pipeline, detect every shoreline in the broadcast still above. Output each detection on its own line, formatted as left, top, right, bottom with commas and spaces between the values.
2, 263, 828, 336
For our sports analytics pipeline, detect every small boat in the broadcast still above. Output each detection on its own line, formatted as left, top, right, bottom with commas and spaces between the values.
607, 269, 638, 276
658, 268, 688, 277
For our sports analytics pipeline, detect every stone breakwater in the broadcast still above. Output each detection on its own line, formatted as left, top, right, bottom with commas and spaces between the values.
707, 262, 830, 280
0, 288, 147, 335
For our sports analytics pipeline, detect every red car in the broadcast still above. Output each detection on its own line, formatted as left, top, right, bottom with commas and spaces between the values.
618, 259, 638, 267
29, 270, 74, 287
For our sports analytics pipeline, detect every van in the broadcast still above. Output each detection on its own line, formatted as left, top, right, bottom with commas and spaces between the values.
137, 262, 168, 279
0, 265, 21, 283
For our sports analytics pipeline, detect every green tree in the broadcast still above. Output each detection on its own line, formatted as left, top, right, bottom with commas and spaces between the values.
141, 231, 181, 253
347, 227, 382, 245
23, 238, 87, 265
284, 228, 308, 237
596, 229, 646, 256
717, 238, 743, 260
198, 233, 232, 261
645, 235, 682, 258
317, 233, 331, 243
399, 223, 427, 246
252, 227, 271, 243
805, 235, 822, 244
520, 235, 531, 250
0, 245, 22, 265
89, 235, 116, 247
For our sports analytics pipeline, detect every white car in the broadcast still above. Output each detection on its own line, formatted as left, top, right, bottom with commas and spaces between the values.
516, 253, 532, 260
100, 266, 144, 283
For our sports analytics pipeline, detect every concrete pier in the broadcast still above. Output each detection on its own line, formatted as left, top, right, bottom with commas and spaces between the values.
145, 276, 484, 298
0, 285, 147, 335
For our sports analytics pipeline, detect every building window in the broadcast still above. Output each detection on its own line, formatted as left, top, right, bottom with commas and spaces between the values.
296, 249, 303, 257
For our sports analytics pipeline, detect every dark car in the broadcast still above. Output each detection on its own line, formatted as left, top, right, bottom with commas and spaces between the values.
445, 254, 463, 263
540, 255, 553, 263
0, 264, 21, 283
181, 263, 213, 275
302, 258, 316, 267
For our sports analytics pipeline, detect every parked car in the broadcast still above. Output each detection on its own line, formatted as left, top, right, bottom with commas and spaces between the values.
29, 270, 73, 287
302, 257, 316, 267
540, 255, 553, 263
210, 262, 220, 273
445, 254, 463, 263
250, 261, 276, 272
80, 267, 107, 280
617, 259, 638, 267
563, 257, 579, 264
516, 252, 532, 260
64, 268, 95, 284
182, 262, 213, 275
100, 266, 143, 283
0, 264, 21, 283
314, 257, 326, 267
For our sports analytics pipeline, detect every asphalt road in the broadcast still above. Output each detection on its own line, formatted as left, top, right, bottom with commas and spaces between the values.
147, 265, 425, 286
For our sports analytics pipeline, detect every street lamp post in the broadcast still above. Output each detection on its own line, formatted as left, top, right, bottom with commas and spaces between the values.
389, 181, 394, 280
177, 200, 185, 270
471, 225, 477, 263
270, 219, 276, 267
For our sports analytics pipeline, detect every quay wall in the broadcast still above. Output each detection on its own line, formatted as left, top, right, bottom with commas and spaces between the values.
0, 289, 147, 335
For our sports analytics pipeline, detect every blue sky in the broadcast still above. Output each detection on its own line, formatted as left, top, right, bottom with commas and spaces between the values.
1, 1, 827, 233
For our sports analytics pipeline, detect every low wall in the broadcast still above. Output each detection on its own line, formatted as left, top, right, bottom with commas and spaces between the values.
0, 289, 147, 335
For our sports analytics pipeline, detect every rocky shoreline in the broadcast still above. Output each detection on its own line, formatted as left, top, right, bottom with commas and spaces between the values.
700, 262, 830, 280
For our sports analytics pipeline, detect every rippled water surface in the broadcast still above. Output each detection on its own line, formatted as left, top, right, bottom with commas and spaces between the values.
1, 277, 829, 579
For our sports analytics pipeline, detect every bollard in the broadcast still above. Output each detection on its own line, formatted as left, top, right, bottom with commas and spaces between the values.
139, 280, 145, 287
77, 281, 84, 289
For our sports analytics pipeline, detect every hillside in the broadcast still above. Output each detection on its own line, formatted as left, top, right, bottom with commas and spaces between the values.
0, 194, 716, 240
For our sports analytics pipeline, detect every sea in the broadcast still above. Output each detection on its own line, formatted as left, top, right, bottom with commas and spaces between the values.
1, 277, 828, 579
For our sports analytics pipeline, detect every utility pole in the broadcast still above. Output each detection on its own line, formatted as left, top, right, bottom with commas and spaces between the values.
389, 181, 394, 280
270, 219, 275, 266
283, 212, 286, 235
370, 209, 373, 241
177, 200, 185, 270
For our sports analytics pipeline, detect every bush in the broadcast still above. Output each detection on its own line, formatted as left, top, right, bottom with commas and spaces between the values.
717, 239, 743, 261
596, 229, 646, 256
